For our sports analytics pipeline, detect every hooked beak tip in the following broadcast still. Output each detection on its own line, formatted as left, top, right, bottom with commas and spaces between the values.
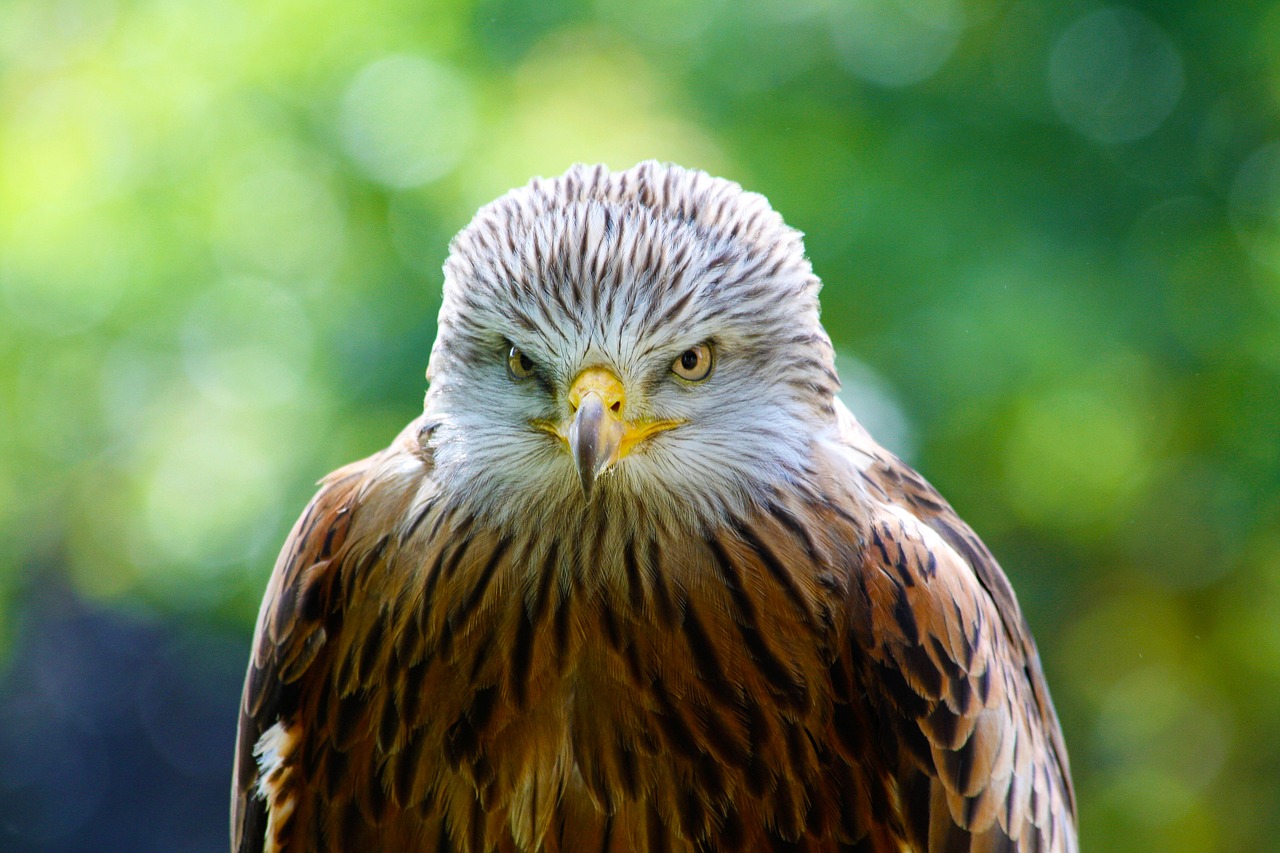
577, 465, 596, 499
568, 394, 620, 498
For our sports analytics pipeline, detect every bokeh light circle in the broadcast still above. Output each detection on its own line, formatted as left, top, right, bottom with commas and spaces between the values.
829, 0, 963, 88
1048, 7, 1184, 144
1230, 141, 1280, 271
339, 54, 475, 188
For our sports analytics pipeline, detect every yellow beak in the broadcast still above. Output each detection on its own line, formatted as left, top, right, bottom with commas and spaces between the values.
544, 367, 682, 497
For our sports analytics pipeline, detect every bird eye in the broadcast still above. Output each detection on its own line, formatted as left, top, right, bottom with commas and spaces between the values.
671, 344, 714, 382
507, 346, 537, 380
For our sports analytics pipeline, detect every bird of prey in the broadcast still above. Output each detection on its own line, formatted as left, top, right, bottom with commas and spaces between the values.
232, 162, 1077, 852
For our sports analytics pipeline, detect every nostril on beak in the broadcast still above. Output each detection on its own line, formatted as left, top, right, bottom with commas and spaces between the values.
609, 400, 621, 414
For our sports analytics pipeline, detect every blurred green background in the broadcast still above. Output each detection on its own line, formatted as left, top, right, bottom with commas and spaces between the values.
2, 0, 1278, 850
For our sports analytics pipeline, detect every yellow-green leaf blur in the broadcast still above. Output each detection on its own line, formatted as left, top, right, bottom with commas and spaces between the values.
0, 0, 1277, 850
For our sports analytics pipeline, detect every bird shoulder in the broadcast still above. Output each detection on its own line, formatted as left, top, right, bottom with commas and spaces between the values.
829, 401, 1078, 851
231, 416, 434, 853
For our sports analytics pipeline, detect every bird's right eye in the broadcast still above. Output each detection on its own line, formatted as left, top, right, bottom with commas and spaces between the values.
506, 346, 537, 380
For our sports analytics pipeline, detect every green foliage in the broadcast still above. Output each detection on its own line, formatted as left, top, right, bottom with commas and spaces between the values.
2, 0, 1278, 848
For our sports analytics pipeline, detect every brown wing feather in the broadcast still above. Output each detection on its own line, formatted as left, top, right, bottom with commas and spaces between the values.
835, 404, 1077, 852
231, 417, 433, 853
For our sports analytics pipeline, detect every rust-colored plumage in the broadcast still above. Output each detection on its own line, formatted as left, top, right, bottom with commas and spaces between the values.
233, 162, 1077, 852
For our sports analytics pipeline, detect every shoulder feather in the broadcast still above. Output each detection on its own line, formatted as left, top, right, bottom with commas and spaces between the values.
832, 400, 1077, 852
231, 417, 433, 853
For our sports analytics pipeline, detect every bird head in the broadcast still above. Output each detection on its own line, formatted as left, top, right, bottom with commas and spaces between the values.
423, 162, 841, 527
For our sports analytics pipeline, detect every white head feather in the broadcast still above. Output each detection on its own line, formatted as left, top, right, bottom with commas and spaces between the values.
423, 162, 840, 529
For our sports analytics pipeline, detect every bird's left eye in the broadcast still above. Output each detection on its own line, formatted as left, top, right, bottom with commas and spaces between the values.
671, 344, 714, 382
507, 346, 537, 380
